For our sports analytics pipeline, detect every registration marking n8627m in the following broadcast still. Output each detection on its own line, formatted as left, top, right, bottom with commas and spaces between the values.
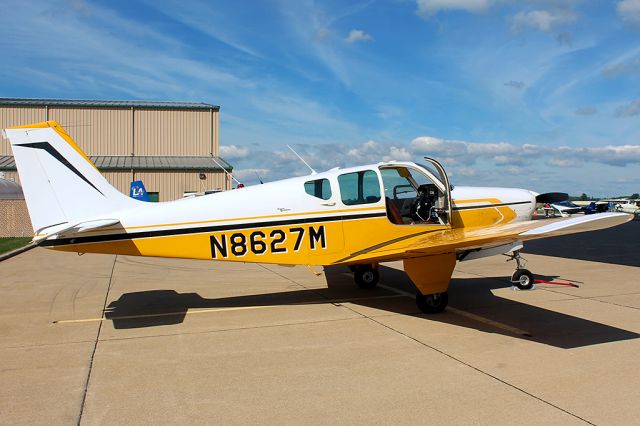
209, 225, 327, 259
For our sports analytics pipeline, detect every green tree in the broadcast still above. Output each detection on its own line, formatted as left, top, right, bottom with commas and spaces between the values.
631, 193, 639, 199
580, 193, 589, 201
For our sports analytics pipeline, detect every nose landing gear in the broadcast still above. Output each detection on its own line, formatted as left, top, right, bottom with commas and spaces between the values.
507, 250, 535, 290
351, 264, 380, 289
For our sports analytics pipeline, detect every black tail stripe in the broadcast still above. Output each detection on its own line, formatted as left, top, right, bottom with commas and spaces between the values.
16, 142, 104, 196
39, 212, 388, 247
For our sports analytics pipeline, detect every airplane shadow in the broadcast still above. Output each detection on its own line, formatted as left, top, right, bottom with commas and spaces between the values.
104, 265, 639, 349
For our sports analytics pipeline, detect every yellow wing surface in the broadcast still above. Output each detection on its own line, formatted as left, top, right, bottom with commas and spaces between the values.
334, 212, 632, 265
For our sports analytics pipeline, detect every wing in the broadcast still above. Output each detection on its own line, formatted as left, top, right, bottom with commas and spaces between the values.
335, 212, 632, 264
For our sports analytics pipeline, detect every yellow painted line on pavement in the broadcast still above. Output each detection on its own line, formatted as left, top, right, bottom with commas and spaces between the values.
53, 294, 405, 324
53, 305, 278, 324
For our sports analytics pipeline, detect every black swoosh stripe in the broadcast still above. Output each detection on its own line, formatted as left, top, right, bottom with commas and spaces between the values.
16, 141, 104, 196
452, 201, 531, 211
39, 211, 388, 247
332, 229, 438, 264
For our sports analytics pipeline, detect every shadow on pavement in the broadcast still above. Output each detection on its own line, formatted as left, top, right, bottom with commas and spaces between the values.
104, 264, 638, 349
524, 220, 640, 267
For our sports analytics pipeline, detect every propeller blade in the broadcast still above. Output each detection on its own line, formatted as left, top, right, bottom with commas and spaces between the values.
536, 192, 569, 204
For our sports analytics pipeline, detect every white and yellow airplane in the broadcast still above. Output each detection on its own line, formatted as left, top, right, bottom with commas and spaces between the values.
3, 121, 632, 313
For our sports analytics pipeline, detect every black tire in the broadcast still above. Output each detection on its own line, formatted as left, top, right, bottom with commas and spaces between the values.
511, 269, 535, 290
354, 265, 379, 289
416, 291, 448, 314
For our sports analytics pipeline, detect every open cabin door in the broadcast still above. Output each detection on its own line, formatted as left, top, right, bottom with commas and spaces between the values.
422, 157, 452, 225
379, 159, 452, 226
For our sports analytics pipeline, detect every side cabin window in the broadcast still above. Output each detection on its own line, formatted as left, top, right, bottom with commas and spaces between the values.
304, 178, 332, 200
338, 170, 381, 205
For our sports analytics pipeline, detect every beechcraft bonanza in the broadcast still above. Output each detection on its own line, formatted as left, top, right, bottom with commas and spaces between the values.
3, 121, 633, 313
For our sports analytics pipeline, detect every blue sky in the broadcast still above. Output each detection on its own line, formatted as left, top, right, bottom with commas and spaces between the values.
1, 0, 639, 196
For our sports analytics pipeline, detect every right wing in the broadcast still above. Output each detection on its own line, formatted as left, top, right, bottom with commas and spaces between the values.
335, 212, 631, 264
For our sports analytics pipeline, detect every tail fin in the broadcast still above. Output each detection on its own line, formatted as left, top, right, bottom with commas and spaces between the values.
3, 121, 138, 236
130, 180, 151, 201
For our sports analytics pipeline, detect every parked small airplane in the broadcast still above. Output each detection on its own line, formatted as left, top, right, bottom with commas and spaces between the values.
3, 121, 633, 313
550, 200, 583, 217
129, 180, 150, 202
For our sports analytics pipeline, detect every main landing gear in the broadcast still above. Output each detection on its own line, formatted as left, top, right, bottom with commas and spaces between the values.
415, 291, 448, 314
349, 263, 449, 314
507, 250, 535, 290
350, 264, 380, 289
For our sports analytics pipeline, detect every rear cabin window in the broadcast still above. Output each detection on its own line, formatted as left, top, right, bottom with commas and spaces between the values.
304, 178, 332, 200
338, 170, 381, 205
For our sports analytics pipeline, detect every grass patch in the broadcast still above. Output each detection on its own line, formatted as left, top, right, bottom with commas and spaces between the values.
0, 237, 32, 255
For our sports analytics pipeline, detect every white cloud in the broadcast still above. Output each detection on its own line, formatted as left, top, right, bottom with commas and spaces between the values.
345, 29, 373, 43
233, 168, 271, 181
220, 145, 250, 159
510, 9, 576, 32
617, 0, 640, 25
504, 80, 525, 90
602, 59, 640, 76
416, 0, 492, 16
575, 106, 597, 116
615, 99, 640, 117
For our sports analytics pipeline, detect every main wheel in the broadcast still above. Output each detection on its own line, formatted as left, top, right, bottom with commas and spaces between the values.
354, 265, 379, 289
511, 269, 534, 290
416, 291, 448, 314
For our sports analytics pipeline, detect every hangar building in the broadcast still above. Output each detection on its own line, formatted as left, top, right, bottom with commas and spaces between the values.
0, 98, 233, 203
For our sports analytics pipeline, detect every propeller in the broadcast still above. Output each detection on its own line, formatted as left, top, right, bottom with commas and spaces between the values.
536, 192, 569, 204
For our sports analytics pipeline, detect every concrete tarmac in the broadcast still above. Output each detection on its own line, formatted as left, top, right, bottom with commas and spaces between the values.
1, 223, 639, 425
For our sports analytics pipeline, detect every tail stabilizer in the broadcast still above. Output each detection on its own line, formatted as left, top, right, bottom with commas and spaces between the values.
130, 180, 151, 201
3, 121, 140, 236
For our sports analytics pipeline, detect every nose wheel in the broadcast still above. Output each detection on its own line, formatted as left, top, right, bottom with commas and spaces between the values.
507, 250, 535, 290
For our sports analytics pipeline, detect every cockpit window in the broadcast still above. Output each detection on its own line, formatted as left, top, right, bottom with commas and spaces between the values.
304, 178, 332, 200
338, 170, 381, 205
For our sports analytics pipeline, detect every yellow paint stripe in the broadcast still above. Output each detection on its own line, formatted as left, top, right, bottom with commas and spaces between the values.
85, 205, 386, 233
53, 305, 278, 324
53, 294, 405, 324
453, 198, 503, 205
49, 121, 99, 171
7, 121, 52, 129
8, 120, 98, 170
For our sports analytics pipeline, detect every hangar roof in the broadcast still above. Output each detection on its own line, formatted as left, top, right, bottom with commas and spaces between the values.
0, 98, 220, 111
0, 155, 232, 172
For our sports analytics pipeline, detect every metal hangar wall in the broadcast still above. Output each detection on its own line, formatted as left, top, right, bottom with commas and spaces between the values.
0, 98, 233, 202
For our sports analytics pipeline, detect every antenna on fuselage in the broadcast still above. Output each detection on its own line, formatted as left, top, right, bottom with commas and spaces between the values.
211, 156, 242, 187
254, 171, 264, 184
287, 145, 317, 175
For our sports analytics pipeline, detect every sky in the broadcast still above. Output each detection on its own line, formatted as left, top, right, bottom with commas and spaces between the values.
1, 0, 639, 196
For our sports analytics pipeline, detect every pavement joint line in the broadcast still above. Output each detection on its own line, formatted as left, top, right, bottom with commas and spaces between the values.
52, 294, 406, 324
538, 288, 640, 311
76, 254, 117, 426
1, 339, 98, 351
97, 316, 368, 343
377, 284, 532, 337
364, 314, 596, 426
